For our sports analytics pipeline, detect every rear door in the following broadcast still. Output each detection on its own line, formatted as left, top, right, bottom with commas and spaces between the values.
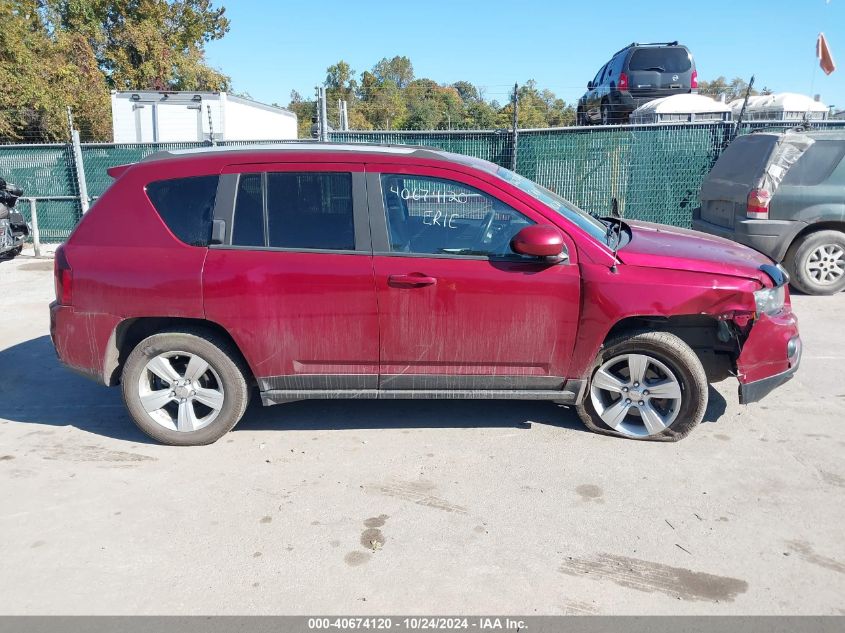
203, 163, 379, 391
367, 164, 581, 392
627, 47, 693, 98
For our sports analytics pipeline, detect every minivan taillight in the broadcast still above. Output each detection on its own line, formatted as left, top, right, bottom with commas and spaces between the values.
54, 244, 73, 305
747, 188, 771, 219
691, 70, 698, 90
618, 72, 629, 90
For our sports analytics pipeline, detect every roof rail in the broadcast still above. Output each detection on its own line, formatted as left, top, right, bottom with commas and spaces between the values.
610, 41, 680, 57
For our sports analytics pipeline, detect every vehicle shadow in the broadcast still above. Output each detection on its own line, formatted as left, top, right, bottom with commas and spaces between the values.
702, 385, 728, 423
0, 336, 587, 443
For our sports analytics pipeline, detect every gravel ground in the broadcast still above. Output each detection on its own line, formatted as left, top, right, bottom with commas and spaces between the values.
0, 249, 843, 615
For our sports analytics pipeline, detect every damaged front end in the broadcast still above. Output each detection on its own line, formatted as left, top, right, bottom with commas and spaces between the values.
724, 264, 801, 404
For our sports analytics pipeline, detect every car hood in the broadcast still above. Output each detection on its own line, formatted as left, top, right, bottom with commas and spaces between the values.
618, 220, 773, 284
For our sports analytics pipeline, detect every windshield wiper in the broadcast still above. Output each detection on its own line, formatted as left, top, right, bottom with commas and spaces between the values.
644, 66, 666, 72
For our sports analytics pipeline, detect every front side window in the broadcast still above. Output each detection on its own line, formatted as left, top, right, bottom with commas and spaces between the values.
146, 175, 219, 246
380, 174, 533, 257
231, 171, 354, 250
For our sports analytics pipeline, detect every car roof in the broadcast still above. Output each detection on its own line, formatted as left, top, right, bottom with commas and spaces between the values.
140, 142, 493, 167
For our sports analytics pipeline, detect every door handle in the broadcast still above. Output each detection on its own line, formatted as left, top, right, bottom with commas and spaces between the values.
388, 274, 437, 287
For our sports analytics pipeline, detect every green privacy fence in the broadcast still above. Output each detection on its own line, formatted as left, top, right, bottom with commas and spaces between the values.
2, 122, 844, 242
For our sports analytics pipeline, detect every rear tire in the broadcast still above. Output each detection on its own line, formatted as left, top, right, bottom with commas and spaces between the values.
121, 329, 250, 446
600, 103, 613, 125
576, 331, 708, 442
784, 230, 845, 295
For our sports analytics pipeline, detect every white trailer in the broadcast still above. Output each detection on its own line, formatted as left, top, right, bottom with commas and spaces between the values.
629, 94, 732, 124
110, 91, 298, 143
728, 93, 828, 122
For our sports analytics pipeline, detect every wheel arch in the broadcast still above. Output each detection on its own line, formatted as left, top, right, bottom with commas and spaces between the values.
784, 220, 845, 261
104, 317, 255, 387
603, 314, 737, 383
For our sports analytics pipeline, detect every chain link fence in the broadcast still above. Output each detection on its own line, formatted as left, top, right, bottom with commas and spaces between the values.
2, 120, 845, 244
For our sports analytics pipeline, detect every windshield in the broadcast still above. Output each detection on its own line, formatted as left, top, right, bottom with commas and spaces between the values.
495, 166, 609, 243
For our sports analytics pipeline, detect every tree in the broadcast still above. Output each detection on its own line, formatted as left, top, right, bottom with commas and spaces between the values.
324, 60, 359, 129
49, 0, 230, 91
697, 76, 759, 102
372, 56, 414, 89
0, 0, 231, 142
0, 1, 111, 141
286, 90, 316, 138
289, 57, 584, 136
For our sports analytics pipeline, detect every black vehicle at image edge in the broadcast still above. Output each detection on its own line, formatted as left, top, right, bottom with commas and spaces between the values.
578, 41, 698, 125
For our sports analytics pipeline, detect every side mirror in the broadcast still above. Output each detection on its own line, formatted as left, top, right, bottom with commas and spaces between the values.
587, 81, 594, 90
511, 225, 567, 263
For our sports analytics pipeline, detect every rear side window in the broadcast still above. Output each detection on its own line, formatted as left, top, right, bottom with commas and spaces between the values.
231, 172, 355, 251
628, 47, 692, 73
781, 141, 845, 186
232, 173, 264, 247
146, 175, 219, 246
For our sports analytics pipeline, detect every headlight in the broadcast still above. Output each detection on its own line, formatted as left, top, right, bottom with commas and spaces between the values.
754, 285, 785, 315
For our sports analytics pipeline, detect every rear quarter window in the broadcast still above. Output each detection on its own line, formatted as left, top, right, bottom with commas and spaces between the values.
145, 175, 219, 246
781, 140, 845, 186
708, 135, 778, 185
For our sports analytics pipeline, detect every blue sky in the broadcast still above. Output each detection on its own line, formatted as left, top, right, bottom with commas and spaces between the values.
206, 0, 845, 111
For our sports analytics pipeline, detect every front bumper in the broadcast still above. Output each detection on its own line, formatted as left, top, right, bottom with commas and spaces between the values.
739, 335, 801, 404
736, 305, 801, 405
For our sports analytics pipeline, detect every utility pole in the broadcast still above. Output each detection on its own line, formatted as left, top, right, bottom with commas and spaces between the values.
206, 105, 217, 146
67, 106, 90, 214
320, 87, 329, 141
315, 87, 329, 141
734, 75, 755, 139
511, 83, 519, 171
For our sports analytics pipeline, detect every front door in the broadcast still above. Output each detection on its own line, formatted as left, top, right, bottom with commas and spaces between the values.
204, 163, 379, 392
368, 165, 581, 392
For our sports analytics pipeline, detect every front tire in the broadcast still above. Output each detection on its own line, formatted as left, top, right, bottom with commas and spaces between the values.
576, 331, 708, 441
785, 230, 845, 295
122, 329, 250, 446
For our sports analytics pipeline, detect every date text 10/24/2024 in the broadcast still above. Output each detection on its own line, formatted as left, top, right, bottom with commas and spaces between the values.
307, 617, 527, 630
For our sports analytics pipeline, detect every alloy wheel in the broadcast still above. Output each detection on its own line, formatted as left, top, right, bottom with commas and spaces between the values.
805, 244, 845, 285
589, 353, 683, 438
138, 351, 225, 432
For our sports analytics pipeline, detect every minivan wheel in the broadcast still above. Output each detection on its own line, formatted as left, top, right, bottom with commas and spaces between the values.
576, 331, 708, 441
785, 230, 845, 295
122, 329, 250, 446
600, 103, 613, 125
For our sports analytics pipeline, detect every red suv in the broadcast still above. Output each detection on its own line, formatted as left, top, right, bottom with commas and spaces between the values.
50, 144, 801, 445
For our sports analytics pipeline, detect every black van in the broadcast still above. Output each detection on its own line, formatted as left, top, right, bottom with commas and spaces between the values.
577, 42, 698, 125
